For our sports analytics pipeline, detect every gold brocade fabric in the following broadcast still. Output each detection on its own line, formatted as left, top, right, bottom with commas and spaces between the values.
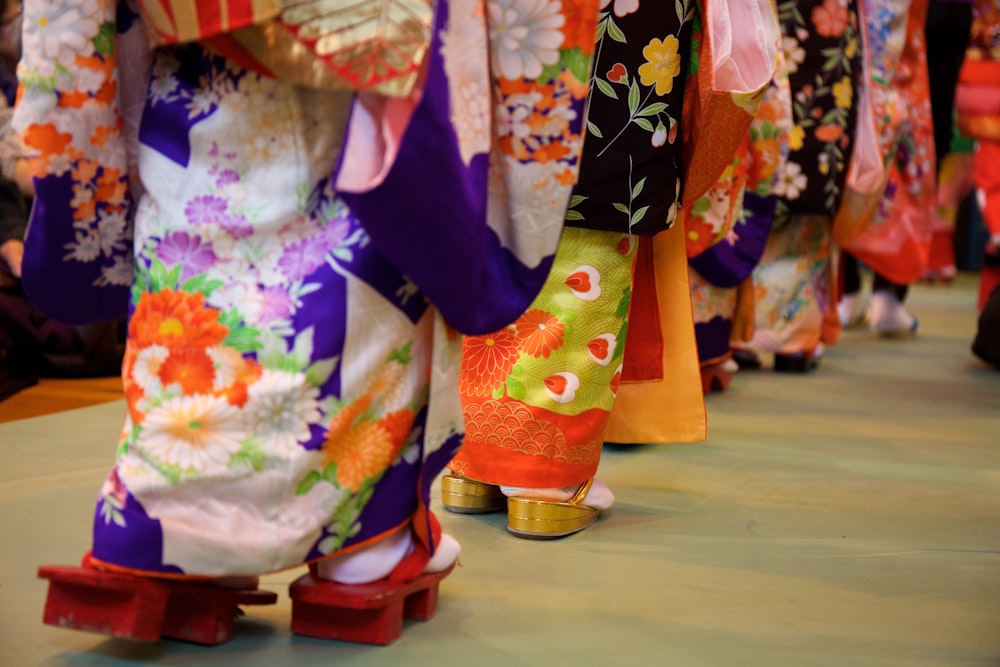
139, 0, 434, 96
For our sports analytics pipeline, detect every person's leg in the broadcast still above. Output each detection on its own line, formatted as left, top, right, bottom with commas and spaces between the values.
869, 272, 919, 335
872, 272, 909, 302
447, 227, 638, 537
924, 1, 973, 280
749, 213, 831, 369
838, 253, 866, 327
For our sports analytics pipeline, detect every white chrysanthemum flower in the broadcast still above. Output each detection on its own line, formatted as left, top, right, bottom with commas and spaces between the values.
101, 256, 135, 286
97, 210, 128, 255
150, 74, 179, 102
206, 345, 245, 391
23, 0, 102, 78
133, 345, 170, 394
775, 161, 808, 200
488, 0, 565, 80
243, 370, 321, 454
65, 230, 101, 262
152, 51, 181, 78
363, 360, 411, 412
140, 394, 245, 473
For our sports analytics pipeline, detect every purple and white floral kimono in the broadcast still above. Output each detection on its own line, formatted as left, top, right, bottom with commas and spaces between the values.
14, 0, 595, 576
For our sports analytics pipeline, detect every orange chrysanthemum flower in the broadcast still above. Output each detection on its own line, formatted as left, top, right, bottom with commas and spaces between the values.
557, 68, 589, 100
220, 358, 263, 407
129, 289, 229, 348
379, 408, 416, 449
325, 394, 375, 443
159, 348, 216, 395
685, 216, 717, 257
515, 309, 565, 358
460, 327, 521, 397
124, 378, 146, 425
748, 138, 781, 187
322, 421, 400, 491
560, 0, 598, 55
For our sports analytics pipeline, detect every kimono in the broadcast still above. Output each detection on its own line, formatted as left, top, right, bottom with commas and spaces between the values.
689, 58, 792, 381
845, 0, 936, 286
452, 0, 777, 479
14, 0, 595, 577
453, 0, 698, 486
955, 0, 1000, 308
746, 0, 863, 356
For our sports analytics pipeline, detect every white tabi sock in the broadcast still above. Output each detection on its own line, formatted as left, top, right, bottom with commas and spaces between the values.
499, 478, 615, 511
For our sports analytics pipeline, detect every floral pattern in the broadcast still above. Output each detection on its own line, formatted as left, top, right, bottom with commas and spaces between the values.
777, 0, 862, 215
565, 0, 693, 235
77, 44, 452, 571
488, 0, 566, 79
14, 0, 605, 577
17, 0, 133, 313
749, 213, 831, 354
688, 65, 793, 363
845, 0, 936, 285
454, 227, 636, 486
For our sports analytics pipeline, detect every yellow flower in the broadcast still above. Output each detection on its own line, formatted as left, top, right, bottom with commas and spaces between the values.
789, 125, 805, 151
833, 75, 853, 109
844, 36, 858, 59
638, 36, 681, 96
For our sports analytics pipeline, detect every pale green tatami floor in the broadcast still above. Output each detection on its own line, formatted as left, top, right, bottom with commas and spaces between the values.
1, 275, 998, 666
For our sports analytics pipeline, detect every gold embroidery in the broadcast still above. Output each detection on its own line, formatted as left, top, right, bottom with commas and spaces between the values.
463, 402, 602, 466
139, 0, 433, 96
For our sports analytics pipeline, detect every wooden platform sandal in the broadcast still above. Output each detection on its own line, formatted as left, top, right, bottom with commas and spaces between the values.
289, 562, 456, 645
37, 555, 277, 644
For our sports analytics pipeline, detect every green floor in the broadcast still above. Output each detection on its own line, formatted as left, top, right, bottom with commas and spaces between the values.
2, 275, 998, 666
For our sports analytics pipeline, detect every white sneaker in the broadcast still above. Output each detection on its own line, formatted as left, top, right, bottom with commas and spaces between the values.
838, 293, 865, 328
868, 291, 918, 336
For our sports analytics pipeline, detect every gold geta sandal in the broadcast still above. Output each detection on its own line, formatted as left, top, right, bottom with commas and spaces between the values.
505, 478, 600, 539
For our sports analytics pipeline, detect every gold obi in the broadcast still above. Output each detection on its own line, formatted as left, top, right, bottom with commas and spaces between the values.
137, 0, 434, 96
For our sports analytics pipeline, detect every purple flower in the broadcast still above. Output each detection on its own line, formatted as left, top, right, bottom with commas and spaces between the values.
259, 287, 294, 323
322, 218, 351, 250
157, 232, 217, 281
216, 169, 240, 186
278, 237, 330, 281
218, 213, 253, 240
104, 468, 127, 504
184, 195, 228, 225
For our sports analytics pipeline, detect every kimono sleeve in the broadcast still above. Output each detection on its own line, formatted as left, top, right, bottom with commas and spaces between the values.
12, 0, 141, 324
